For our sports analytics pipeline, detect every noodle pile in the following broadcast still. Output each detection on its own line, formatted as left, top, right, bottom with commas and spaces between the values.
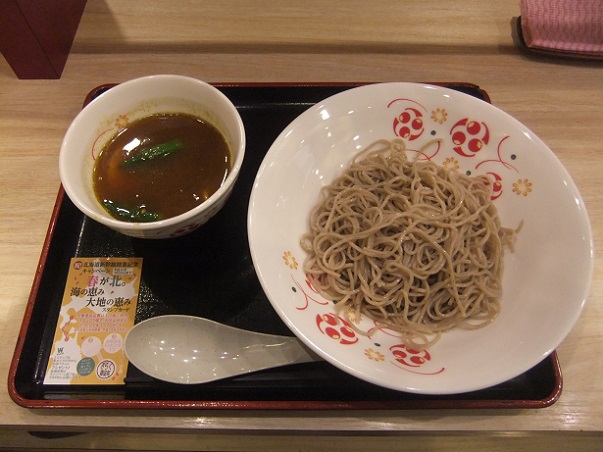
301, 139, 516, 350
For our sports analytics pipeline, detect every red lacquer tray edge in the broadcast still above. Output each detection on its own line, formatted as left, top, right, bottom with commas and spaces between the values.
8, 186, 66, 408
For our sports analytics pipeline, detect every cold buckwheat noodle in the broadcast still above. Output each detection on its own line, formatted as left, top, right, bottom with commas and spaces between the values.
300, 138, 518, 350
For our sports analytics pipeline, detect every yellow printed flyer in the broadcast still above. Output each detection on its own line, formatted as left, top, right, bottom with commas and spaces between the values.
44, 257, 142, 385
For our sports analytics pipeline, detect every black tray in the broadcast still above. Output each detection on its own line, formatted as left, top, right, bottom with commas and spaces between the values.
9, 82, 562, 409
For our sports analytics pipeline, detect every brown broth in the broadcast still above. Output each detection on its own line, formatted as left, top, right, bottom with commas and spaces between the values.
93, 113, 231, 222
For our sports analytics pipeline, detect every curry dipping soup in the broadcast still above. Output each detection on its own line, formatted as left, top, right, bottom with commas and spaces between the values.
93, 113, 232, 222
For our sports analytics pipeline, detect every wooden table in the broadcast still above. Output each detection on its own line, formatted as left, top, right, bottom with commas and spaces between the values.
1, 1, 601, 450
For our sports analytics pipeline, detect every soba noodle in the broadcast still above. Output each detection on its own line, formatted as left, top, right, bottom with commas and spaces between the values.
301, 138, 517, 350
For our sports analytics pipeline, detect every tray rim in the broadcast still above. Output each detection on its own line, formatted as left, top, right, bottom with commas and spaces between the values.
8, 82, 562, 410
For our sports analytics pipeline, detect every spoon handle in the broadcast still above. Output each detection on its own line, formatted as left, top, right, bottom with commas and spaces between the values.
273, 336, 321, 365
235, 333, 322, 372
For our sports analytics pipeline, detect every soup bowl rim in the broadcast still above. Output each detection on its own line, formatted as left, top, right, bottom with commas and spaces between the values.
59, 74, 246, 237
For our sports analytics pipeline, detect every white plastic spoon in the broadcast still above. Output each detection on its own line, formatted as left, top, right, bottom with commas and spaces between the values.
123, 314, 321, 384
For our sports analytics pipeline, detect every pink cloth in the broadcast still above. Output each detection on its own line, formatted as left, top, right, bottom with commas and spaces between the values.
520, 0, 603, 54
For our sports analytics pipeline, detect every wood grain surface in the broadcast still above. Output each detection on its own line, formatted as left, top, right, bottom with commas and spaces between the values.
0, 1, 602, 450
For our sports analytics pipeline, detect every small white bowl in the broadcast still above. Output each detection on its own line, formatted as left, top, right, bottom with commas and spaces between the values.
59, 75, 245, 239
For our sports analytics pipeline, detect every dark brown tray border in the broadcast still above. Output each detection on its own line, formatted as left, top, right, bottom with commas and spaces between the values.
8, 82, 562, 410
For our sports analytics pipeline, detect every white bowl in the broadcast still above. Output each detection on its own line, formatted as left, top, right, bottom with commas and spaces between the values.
59, 75, 245, 239
248, 82, 593, 394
